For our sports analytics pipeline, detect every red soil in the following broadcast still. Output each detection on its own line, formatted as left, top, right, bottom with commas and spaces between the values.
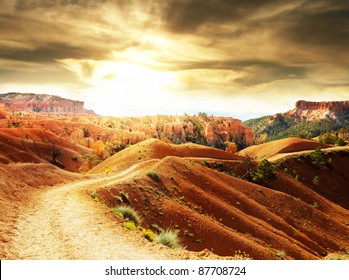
0, 117, 348, 260
94, 139, 349, 259
89, 138, 242, 174
0, 128, 91, 172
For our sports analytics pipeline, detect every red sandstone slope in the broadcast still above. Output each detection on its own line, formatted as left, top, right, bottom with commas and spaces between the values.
92, 139, 349, 259
89, 138, 242, 174
0, 128, 91, 172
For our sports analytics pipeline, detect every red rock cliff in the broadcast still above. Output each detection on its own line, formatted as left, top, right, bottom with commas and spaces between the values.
0, 92, 95, 115
289, 100, 349, 121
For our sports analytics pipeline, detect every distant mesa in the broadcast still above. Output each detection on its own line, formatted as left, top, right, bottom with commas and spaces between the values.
290, 100, 349, 121
0, 92, 96, 115
244, 99, 349, 143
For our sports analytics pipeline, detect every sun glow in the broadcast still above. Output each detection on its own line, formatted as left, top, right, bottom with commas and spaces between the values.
92, 61, 179, 91
58, 58, 184, 116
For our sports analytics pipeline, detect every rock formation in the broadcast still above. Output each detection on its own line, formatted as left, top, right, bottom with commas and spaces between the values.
0, 93, 254, 150
0, 92, 95, 115
288, 100, 349, 121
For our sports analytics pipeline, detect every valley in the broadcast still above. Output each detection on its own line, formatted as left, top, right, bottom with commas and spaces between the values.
0, 94, 348, 260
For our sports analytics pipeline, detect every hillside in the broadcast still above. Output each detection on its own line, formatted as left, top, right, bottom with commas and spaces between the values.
0, 94, 348, 260
1, 135, 348, 259
0, 128, 92, 172
244, 100, 349, 142
90, 139, 349, 259
238, 138, 330, 160
89, 138, 242, 174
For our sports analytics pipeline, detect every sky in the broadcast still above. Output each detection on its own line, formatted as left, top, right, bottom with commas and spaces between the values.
0, 0, 348, 119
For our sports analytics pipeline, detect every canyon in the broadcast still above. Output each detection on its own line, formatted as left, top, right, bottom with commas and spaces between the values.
0, 93, 348, 260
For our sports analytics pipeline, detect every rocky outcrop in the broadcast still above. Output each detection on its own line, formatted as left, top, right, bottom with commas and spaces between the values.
163, 122, 187, 142
0, 92, 95, 115
153, 116, 253, 148
288, 100, 349, 121
216, 118, 254, 146
0, 93, 253, 150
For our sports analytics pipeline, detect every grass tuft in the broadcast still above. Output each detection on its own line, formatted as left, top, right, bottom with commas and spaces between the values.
156, 229, 181, 249
276, 250, 286, 260
112, 206, 141, 226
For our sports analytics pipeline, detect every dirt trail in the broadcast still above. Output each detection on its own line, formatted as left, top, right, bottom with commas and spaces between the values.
9, 165, 175, 260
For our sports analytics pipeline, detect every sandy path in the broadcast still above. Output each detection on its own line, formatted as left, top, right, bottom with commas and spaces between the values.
9, 165, 173, 260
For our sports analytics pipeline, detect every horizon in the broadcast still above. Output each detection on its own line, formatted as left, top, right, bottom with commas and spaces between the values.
1, 1, 348, 119
2, 91, 349, 121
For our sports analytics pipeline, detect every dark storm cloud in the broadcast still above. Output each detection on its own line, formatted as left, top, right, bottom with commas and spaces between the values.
174, 59, 308, 88
15, 0, 109, 10
0, 43, 106, 62
167, 59, 307, 76
162, 0, 286, 32
281, 8, 349, 50
14, 0, 143, 12
0, 8, 138, 64
155, 0, 349, 88
234, 62, 308, 87
215, 60, 308, 86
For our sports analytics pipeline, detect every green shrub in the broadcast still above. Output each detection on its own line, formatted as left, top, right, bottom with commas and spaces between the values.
319, 133, 336, 145
336, 138, 346, 146
82, 153, 102, 166
156, 229, 181, 249
313, 176, 320, 185
310, 147, 327, 169
113, 206, 141, 226
250, 159, 276, 186
147, 170, 161, 181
